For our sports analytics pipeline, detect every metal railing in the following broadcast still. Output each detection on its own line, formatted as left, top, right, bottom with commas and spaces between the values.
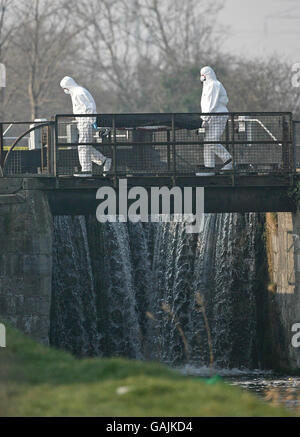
0, 112, 295, 182
55, 112, 294, 179
0, 120, 54, 177
293, 120, 300, 171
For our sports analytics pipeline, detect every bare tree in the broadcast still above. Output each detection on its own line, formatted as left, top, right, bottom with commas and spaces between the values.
2, 0, 298, 121
0, 0, 14, 59
220, 56, 300, 117
73, 0, 143, 111
74, 0, 225, 112
138, 0, 224, 68
0, 0, 19, 119
10, 0, 84, 119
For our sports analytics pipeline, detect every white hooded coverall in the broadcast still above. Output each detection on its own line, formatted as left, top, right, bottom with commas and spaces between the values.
60, 76, 106, 172
200, 66, 232, 169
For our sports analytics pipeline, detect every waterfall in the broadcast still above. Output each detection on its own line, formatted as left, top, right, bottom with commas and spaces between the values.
50, 216, 100, 357
50, 213, 263, 369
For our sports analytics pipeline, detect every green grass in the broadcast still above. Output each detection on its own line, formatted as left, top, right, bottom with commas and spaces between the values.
0, 322, 294, 417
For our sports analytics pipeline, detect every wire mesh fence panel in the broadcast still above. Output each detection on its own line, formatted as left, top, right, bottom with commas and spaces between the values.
232, 114, 287, 173
4, 150, 22, 175
0, 113, 292, 178
54, 112, 293, 177
56, 118, 79, 175
4, 150, 41, 175
56, 115, 113, 176
1, 122, 51, 176
294, 121, 300, 170
172, 142, 202, 174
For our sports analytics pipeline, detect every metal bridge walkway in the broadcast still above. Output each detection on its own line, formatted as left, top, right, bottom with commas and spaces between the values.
0, 112, 298, 214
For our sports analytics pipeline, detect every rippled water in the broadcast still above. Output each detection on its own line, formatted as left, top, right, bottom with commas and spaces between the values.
228, 374, 300, 411
180, 365, 300, 411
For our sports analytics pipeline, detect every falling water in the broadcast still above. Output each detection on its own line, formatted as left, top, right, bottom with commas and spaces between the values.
50, 213, 264, 369
50, 216, 100, 357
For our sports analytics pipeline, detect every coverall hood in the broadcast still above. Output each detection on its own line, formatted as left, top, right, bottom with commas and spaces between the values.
60, 76, 96, 119
60, 76, 78, 91
200, 66, 217, 82
200, 66, 228, 118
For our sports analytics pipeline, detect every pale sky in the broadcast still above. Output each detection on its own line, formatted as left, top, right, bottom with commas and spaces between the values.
218, 0, 300, 62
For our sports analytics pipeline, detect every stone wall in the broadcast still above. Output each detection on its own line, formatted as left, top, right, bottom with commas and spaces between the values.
0, 180, 53, 345
266, 212, 300, 370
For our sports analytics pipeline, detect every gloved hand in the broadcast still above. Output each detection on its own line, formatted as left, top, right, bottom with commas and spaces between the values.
201, 115, 211, 124
198, 120, 208, 134
99, 127, 111, 139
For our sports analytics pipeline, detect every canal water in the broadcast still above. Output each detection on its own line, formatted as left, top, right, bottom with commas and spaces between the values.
180, 366, 300, 411
228, 374, 300, 411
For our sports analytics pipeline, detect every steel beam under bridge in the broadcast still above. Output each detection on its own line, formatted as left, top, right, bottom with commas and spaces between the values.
17, 176, 296, 215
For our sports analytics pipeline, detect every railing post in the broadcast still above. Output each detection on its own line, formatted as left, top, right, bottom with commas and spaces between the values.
167, 130, 171, 172
112, 115, 117, 176
46, 122, 54, 175
172, 114, 176, 177
231, 113, 236, 186
293, 120, 297, 173
41, 125, 45, 174
288, 114, 293, 174
225, 116, 230, 171
0, 123, 4, 171
282, 117, 290, 173
53, 116, 58, 177
289, 114, 295, 174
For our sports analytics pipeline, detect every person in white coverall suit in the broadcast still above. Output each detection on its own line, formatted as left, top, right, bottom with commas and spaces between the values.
60, 76, 112, 176
197, 66, 232, 176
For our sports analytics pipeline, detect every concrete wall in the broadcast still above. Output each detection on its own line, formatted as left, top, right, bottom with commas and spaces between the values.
0, 180, 53, 345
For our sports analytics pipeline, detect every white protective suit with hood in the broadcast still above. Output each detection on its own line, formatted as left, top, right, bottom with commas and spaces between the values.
60, 76, 108, 173
200, 66, 232, 170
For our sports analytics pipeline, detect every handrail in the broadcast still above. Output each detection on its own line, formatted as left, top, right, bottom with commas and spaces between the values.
0, 113, 295, 178
1, 122, 54, 176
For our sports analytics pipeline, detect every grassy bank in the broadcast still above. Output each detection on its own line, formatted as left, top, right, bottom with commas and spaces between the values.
0, 322, 294, 417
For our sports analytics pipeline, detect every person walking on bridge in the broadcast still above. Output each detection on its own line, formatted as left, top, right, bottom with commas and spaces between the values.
60, 76, 112, 177
196, 66, 232, 176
